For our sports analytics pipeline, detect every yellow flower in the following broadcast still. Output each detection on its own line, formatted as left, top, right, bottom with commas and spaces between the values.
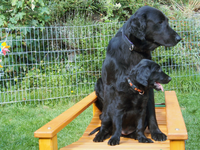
0, 65, 3, 68
71, 91, 73, 93
1, 42, 10, 49
2, 42, 6, 46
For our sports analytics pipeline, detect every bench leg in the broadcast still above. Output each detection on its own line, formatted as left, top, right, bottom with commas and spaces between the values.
170, 140, 185, 150
93, 103, 99, 116
39, 135, 58, 150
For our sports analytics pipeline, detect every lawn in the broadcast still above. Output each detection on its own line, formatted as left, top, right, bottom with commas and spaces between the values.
0, 91, 199, 150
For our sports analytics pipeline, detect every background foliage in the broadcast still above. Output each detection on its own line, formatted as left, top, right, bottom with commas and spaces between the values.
0, 0, 199, 28
0, 0, 199, 104
0, 0, 50, 28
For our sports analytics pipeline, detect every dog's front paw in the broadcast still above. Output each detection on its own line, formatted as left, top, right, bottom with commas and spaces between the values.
138, 136, 153, 143
93, 131, 110, 142
151, 131, 167, 141
108, 136, 120, 146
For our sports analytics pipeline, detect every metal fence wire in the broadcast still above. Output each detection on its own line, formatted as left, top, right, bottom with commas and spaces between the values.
0, 20, 199, 104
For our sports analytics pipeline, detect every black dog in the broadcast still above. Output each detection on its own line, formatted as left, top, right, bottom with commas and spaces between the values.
93, 6, 181, 146
91, 59, 171, 144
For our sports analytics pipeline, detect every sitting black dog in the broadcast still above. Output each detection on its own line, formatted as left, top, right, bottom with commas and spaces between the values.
91, 5, 181, 146
90, 59, 171, 145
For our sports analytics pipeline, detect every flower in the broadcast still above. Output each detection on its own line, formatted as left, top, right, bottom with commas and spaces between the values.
114, 3, 121, 9
2, 48, 10, 56
0, 42, 10, 56
0, 42, 11, 68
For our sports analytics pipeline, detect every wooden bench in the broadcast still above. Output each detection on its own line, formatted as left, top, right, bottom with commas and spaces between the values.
34, 91, 188, 150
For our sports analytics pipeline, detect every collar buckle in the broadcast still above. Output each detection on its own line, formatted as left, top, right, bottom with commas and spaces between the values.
129, 45, 134, 51
122, 29, 134, 51
139, 91, 145, 95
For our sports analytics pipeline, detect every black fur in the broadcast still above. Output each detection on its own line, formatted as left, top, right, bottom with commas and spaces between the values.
91, 59, 171, 144
93, 6, 181, 146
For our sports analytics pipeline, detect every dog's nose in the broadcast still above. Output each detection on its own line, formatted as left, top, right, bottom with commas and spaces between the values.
168, 77, 172, 81
175, 35, 181, 42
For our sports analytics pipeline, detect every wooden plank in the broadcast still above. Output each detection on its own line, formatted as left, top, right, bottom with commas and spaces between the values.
165, 91, 188, 140
77, 137, 170, 144
61, 146, 169, 150
170, 140, 185, 150
93, 103, 100, 116
34, 92, 97, 138
39, 135, 58, 150
61, 139, 170, 150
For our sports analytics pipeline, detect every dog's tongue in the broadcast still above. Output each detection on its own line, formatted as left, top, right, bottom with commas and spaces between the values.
155, 82, 164, 92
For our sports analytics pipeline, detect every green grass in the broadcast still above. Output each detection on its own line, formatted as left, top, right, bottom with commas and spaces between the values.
0, 91, 199, 150
0, 102, 93, 150
155, 91, 200, 149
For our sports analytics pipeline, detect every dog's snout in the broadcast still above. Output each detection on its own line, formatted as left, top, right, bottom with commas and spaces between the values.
175, 35, 181, 42
168, 77, 172, 82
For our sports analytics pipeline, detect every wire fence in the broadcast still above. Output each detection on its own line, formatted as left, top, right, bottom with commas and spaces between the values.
0, 19, 199, 105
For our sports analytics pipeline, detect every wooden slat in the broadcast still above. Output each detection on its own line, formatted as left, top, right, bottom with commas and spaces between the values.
93, 103, 100, 116
61, 139, 170, 150
34, 92, 97, 138
61, 106, 170, 150
165, 91, 188, 140
61, 137, 170, 150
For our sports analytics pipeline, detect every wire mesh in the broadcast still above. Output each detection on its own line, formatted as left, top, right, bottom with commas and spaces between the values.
0, 20, 199, 105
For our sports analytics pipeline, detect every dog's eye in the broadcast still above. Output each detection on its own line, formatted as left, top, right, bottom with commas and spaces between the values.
158, 21, 163, 24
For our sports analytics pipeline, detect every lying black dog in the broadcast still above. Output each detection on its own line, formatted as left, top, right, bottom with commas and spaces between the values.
90, 59, 171, 144
93, 6, 181, 146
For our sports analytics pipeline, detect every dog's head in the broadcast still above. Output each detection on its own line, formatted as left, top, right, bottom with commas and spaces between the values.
124, 6, 181, 51
128, 59, 171, 91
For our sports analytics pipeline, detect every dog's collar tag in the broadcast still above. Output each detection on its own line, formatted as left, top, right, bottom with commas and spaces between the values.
122, 29, 134, 51
127, 78, 144, 95
129, 45, 134, 51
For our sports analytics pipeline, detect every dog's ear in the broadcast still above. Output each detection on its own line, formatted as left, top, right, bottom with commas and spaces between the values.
135, 66, 150, 87
127, 14, 146, 41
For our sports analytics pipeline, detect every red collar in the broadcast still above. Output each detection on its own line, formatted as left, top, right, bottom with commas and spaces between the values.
127, 78, 144, 95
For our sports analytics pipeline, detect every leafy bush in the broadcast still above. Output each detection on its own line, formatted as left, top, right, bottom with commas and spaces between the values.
0, 0, 50, 28
1, 0, 199, 28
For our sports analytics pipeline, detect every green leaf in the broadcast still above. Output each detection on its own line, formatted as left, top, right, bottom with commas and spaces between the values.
0, 15, 5, 20
38, 7, 50, 15
7, 23, 16, 29
30, 20, 39, 26
0, 20, 4, 27
17, 1, 24, 8
9, 17, 17, 24
11, 0, 18, 6
0, 5, 4, 10
15, 12, 26, 20
38, 0, 45, 6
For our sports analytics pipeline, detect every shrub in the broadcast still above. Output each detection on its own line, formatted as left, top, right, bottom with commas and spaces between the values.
0, 0, 50, 28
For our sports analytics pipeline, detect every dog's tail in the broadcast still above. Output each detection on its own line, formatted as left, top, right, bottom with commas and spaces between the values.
88, 127, 101, 135
95, 78, 104, 111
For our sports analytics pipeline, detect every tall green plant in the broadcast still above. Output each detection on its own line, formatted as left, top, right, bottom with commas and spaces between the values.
0, 0, 50, 28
